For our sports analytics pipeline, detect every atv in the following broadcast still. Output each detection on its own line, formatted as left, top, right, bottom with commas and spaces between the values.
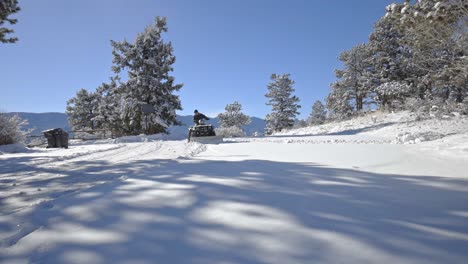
187, 119, 223, 143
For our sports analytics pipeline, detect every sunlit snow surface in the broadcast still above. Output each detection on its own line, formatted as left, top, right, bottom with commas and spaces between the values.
1, 112, 468, 264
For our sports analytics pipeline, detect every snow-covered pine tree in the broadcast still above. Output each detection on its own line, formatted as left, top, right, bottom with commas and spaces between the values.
369, 16, 415, 98
93, 78, 125, 137
264, 74, 301, 134
0, 0, 20, 43
111, 17, 183, 135
217, 101, 251, 128
308, 100, 327, 125
325, 87, 353, 120
66, 89, 99, 131
293, 119, 308, 129
384, 0, 467, 104
332, 44, 374, 112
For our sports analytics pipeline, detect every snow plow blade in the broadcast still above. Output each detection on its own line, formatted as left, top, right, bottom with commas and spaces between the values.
188, 135, 223, 144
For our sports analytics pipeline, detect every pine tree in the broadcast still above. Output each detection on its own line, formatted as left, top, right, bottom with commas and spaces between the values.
369, 17, 414, 87
294, 119, 308, 129
111, 17, 183, 135
66, 89, 99, 131
384, 0, 468, 104
0, 0, 20, 43
217, 101, 251, 128
332, 44, 374, 112
93, 78, 125, 136
308, 100, 327, 125
325, 87, 353, 120
264, 74, 301, 134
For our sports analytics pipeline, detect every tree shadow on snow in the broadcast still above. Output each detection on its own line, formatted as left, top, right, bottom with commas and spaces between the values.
1, 157, 468, 264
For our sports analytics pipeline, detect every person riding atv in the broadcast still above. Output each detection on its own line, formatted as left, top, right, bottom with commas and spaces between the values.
188, 109, 221, 143
193, 110, 209, 125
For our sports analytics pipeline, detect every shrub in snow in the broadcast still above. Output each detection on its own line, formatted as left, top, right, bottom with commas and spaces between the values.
215, 126, 246, 138
396, 131, 444, 144
405, 97, 426, 113
374, 81, 411, 110
217, 101, 251, 128
445, 99, 468, 116
0, 113, 29, 145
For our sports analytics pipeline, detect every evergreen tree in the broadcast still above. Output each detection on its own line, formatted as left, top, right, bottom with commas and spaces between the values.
369, 17, 415, 91
217, 101, 251, 128
332, 44, 374, 112
308, 100, 327, 125
294, 119, 308, 129
323, 0, 466, 116
264, 74, 301, 134
93, 78, 125, 136
111, 17, 183, 135
385, 0, 467, 103
66, 89, 99, 131
325, 87, 353, 120
0, 0, 20, 43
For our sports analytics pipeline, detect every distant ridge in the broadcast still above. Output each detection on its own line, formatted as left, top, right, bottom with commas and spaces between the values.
8, 112, 265, 138
7, 112, 71, 136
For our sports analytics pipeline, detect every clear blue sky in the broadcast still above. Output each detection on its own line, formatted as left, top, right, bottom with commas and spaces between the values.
1, 0, 397, 119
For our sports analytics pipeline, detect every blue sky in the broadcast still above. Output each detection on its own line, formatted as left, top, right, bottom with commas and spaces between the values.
0, 0, 396, 119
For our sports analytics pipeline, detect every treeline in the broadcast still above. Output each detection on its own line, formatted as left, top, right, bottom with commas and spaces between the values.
66, 1, 468, 138
66, 17, 182, 137
325, 0, 467, 120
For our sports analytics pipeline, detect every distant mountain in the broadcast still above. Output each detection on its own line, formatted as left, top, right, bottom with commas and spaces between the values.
243, 117, 266, 136
9, 112, 265, 138
7, 112, 71, 136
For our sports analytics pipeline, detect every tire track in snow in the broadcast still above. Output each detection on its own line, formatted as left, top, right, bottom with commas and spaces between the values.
0, 140, 206, 215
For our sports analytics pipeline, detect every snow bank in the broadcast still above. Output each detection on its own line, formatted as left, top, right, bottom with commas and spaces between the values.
265, 111, 468, 161
70, 132, 185, 146
108, 134, 167, 143
0, 143, 31, 155
395, 131, 444, 144
276, 111, 468, 145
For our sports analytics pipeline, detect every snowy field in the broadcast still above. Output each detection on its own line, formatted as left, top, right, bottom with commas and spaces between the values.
1, 112, 468, 264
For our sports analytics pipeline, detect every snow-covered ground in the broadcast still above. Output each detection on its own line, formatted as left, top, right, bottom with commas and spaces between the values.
1, 111, 468, 264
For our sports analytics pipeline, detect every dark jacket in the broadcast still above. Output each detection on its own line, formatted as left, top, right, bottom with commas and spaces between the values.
193, 113, 209, 124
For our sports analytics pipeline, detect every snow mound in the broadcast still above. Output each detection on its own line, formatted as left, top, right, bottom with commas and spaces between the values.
71, 133, 179, 146
0, 143, 31, 155
108, 134, 166, 144
277, 111, 468, 144
396, 131, 444, 144
183, 142, 207, 158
